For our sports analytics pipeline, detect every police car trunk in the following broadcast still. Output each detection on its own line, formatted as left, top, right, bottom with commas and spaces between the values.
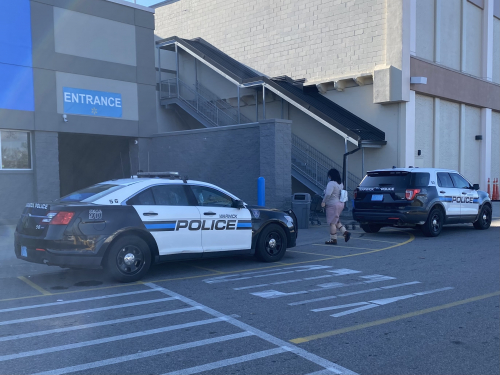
354, 170, 431, 225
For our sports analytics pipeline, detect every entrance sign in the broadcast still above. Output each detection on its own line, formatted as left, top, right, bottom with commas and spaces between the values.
63, 87, 122, 118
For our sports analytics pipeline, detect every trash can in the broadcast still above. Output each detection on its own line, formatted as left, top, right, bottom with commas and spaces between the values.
292, 193, 311, 229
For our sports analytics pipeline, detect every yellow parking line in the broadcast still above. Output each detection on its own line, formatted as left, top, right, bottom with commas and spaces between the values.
288, 250, 341, 257
17, 276, 52, 296
0, 231, 414, 303
186, 264, 224, 274
349, 237, 400, 244
312, 244, 380, 251
290, 291, 500, 344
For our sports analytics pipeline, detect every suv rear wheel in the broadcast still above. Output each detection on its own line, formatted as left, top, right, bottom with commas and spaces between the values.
360, 224, 382, 233
421, 207, 444, 237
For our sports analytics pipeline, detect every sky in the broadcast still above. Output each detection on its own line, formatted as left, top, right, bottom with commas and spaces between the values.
123, 0, 163, 7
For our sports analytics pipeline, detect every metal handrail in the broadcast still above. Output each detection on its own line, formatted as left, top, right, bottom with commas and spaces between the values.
160, 78, 252, 126
291, 134, 362, 201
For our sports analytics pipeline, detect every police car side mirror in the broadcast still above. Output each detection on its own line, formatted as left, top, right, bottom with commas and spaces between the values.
472, 184, 480, 190
233, 200, 245, 209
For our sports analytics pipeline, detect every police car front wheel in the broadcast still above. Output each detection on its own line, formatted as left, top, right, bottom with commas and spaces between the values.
256, 224, 287, 262
473, 205, 492, 230
105, 235, 152, 283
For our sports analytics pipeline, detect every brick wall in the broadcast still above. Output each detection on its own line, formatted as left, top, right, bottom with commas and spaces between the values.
155, 0, 386, 82
138, 119, 292, 209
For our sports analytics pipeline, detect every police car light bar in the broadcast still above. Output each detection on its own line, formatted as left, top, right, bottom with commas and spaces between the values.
137, 172, 183, 179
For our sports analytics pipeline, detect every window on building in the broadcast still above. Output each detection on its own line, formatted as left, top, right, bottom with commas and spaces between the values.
0, 130, 31, 170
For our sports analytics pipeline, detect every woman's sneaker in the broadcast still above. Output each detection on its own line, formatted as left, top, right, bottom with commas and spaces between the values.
325, 239, 337, 245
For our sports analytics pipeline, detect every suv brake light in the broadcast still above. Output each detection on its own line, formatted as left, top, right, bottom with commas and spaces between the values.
46, 211, 75, 225
354, 190, 357, 199
405, 189, 421, 200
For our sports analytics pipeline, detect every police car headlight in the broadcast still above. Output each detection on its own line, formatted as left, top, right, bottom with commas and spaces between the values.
284, 215, 294, 227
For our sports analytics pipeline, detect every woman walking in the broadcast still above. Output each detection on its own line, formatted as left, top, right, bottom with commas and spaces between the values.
321, 168, 351, 245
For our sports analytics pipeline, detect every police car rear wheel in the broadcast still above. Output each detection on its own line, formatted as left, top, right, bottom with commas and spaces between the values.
105, 235, 151, 283
256, 224, 287, 262
473, 205, 492, 230
360, 224, 382, 233
421, 208, 443, 237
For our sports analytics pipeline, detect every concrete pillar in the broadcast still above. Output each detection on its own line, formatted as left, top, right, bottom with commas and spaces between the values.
33, 131, 60, 202
433, 98, 441, 168
483, 0, 494, 81
410, 0, 417, 56
480, 108, 492, 189
404, 90, 416, 168
461, 0, 467, 72
259, 119, 292, 210
434, 0, 441, 63
459, 104, 466, 175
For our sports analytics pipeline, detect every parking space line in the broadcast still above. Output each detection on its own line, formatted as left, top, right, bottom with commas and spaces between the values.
0, 297, 176, 326
0, 231, 414, 305
348, 237, 400, 244
312, 244, 381, 251
145, 283, 357, 375
0, 317, 224, 362
290, 291, 500, 344
0, 307, 200, 343
17, 276, 51, 296
162, 347, 288, 375
0, 289, 158, 313
33, 332, 254, 375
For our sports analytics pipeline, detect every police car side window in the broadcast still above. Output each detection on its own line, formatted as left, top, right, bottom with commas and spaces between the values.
126, 188, 155, 205
190, 186, 233, 207
450, 174, 470, 189
152, 185, 190, 206
437, 173, 454, 188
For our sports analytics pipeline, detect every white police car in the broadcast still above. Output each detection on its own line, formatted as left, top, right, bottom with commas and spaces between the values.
15, 172, 297, 282
352, 168, 492, 237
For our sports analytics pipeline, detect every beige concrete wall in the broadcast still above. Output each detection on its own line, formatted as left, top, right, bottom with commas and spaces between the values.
463, 105, 482, 183
155, 0, 386, 82
414, 94, 434, 168
53, 7, 137, 66
465, 1, 483, 77
416, 0, 435, 61
440, 0, 461, 70
493, 17, 500, 84
55, 71, 139, 120
491, 110, 500, 180
438, 99, 460, 171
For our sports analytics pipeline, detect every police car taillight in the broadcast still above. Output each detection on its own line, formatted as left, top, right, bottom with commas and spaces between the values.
354, 190, 357, 199
45, 211, 75, 225
405, 189, 420, 200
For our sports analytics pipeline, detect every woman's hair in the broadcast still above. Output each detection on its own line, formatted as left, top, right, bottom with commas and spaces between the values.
327, 168, 342, 184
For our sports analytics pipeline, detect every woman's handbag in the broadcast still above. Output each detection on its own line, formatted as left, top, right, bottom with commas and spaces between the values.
340, 189, 348, 203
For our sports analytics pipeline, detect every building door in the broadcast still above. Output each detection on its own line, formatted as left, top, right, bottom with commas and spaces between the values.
58, 133, 131, 197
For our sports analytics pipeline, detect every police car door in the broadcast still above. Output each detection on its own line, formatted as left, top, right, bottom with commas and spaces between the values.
436, 172, 461, 217
189, 185, 252, 252
449, 173, 479, 217
127, 185, 202, 255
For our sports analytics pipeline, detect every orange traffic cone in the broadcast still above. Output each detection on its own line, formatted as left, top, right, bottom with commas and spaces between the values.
487, 178, 491, 198
494, 178, 499, 201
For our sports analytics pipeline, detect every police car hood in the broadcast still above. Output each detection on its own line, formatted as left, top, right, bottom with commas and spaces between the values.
246, 205, 282, 213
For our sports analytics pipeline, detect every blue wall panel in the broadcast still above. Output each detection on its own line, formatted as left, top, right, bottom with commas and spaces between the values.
0, 0, 34, 111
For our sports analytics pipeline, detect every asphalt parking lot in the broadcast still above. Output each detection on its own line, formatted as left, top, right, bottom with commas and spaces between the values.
1, 211, 499, 375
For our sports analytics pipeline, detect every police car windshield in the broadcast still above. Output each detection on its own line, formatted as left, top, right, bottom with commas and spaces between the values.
57, 184, 124, 203
360, 172, 430, 188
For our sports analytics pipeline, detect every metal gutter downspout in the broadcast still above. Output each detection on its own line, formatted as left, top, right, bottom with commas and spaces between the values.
343, 143, 362, 190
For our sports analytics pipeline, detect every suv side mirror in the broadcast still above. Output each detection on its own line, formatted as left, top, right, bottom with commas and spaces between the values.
472, 184, 480, 190
233, 200, 245, 209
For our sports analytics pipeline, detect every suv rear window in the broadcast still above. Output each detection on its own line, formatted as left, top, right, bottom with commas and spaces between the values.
360, 172, 430, 188
57, 184, 124, 203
